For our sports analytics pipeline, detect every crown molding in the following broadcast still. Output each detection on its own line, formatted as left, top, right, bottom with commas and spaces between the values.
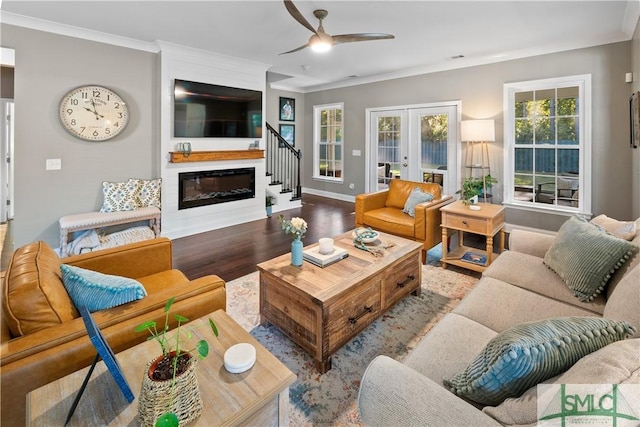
0, 11, 158, 53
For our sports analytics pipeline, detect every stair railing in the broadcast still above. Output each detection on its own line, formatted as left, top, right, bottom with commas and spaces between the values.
265, 122, 302, 200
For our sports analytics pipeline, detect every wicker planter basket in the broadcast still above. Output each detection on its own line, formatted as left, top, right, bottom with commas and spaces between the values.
137, 354, 202, 427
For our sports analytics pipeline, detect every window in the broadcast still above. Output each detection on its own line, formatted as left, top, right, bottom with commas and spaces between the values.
313, 103, 344, 182
504, 75, 591, 214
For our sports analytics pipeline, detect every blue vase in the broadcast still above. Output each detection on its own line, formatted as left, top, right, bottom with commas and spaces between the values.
291, 238, 303, 266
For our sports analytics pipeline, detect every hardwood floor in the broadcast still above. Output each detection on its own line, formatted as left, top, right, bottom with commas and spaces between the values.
172, 194, 356, 282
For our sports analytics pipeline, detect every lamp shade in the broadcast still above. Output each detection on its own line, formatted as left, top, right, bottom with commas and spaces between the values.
461, 119, 495, 142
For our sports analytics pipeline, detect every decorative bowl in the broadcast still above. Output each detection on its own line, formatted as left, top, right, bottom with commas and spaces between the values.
352, 228, 380, 244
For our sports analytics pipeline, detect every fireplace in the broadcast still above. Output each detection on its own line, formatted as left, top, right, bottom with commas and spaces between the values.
179, 168, 255, 210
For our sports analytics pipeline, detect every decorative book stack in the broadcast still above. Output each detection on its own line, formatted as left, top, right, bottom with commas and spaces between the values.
303, 246, 349, 268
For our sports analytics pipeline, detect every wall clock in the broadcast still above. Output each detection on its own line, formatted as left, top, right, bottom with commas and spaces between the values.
59, 85, 130, 141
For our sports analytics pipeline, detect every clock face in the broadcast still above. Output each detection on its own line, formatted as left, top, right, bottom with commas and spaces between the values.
59, 85, 130, 141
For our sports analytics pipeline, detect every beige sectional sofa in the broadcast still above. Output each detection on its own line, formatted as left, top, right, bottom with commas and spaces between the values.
359, 216, 640, 426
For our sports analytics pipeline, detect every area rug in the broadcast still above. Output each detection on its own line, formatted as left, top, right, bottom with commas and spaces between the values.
225, 257, 479, 426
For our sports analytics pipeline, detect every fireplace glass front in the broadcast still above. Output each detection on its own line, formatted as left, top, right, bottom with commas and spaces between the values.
179, 168, 255, 210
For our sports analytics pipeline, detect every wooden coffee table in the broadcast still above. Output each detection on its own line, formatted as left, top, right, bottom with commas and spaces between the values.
257, 230, 422, 373
26, 310, 296, 427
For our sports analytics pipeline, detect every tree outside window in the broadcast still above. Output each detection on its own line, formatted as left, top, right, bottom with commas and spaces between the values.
505, 76, 591, 213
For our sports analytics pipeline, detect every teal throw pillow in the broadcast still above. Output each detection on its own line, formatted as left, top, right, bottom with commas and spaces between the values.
60, 264, 147, 312
402, 187, 434, 217
443, 317, 635, 406
544, 216, 638, 302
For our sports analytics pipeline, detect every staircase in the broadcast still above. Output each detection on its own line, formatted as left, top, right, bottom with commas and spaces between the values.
265, 123, 302, 213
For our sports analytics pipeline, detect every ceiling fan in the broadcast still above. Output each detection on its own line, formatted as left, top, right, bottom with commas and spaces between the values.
281, 0, 395, 55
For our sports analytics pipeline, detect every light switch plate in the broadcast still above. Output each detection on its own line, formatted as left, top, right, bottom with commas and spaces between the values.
352, 149, 361, 156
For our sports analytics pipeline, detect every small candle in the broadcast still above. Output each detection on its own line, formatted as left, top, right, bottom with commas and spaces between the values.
319, 238, 334, 255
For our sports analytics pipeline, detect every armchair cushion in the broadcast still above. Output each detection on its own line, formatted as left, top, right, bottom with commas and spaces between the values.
60, 264, 147, 312
385, 179, 442, 209
403, 187, 434, 217
3, 241, 78, 337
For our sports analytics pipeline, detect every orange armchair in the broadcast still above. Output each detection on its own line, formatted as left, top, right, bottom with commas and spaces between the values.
355, 179, 453, 263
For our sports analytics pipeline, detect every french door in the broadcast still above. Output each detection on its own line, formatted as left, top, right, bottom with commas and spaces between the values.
367, 103, 460, 196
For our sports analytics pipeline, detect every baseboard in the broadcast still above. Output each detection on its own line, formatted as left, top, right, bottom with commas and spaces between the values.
503, 222, 556, 235
302, 187, 356, 203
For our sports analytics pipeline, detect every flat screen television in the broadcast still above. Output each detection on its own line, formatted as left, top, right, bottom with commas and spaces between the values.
174, 79, 262, 138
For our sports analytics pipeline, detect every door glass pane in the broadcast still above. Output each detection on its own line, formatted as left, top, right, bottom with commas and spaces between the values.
420, 114, 447, 185
377, 116, 401, 189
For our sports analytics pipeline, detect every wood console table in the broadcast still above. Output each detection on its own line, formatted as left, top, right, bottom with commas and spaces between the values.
440, 200, 505, 273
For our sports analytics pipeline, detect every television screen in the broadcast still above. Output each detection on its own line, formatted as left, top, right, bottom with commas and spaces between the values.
174, 79, 262, 138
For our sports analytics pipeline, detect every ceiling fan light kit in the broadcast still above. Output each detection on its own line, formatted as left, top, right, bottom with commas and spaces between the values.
281, 0, 394, 55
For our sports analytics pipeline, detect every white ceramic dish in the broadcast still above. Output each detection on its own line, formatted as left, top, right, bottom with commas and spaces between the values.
224, 343, 256, 374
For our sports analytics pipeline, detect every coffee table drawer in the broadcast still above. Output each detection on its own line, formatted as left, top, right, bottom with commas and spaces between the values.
383, 255, 421, 308
326, 277, 381, 354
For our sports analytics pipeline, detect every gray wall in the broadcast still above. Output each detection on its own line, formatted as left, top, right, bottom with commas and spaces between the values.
2, 25, 158, 247
266, 86, 305, 150
304, 41, 635, 230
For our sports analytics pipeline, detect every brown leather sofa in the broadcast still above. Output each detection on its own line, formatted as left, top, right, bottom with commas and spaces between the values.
1, 237, 226, 426
355, 179, 453, 263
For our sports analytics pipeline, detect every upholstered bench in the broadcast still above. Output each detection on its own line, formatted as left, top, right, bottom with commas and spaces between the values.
59, 207, 161, 256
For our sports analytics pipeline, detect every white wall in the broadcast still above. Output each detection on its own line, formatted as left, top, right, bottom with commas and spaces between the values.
157, 42, 270, 239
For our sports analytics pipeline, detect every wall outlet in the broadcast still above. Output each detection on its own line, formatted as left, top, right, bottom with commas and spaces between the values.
46, 158, 62, 170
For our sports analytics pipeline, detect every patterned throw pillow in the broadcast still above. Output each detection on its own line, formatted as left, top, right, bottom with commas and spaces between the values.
544, 216, 638, 301
100, 179, 140, 212
443, 317, 636, 406
136, 178, 162, 209
60, 264, 147, 312
402, 187, 434, 217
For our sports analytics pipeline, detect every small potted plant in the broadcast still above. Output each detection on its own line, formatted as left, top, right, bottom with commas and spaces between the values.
135, 297, 218, 427
456, 177, 484, 206
266, 194, 275, 217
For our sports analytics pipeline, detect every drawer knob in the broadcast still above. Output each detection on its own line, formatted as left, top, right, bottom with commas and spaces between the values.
396, 275, 415, 288
349, 306, 373, 324
462, 220, 468, 225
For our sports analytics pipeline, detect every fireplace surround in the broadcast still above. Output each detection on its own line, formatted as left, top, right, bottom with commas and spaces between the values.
179, 168, 255, 210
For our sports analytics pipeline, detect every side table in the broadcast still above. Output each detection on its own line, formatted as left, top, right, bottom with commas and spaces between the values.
440, 200, 505, 273
27, 309, 296, 427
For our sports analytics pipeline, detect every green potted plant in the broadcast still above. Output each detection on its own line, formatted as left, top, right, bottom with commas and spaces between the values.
266, 195, 275, 218
456, 177, 484, 205
457, 175, 499, 205
135, 297, 218, 427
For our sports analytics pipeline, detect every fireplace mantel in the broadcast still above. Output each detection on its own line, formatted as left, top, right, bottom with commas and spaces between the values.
169, 150, 264, 163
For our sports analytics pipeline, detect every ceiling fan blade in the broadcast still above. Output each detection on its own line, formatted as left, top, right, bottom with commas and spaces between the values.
279, 43, 310, 55
332, 33, 395, 45
283, 0, 317, 34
